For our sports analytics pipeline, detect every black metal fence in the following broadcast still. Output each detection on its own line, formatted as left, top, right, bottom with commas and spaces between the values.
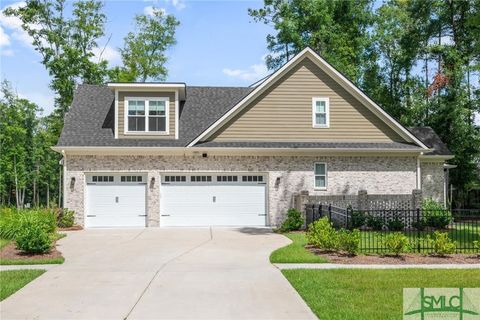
305, 204, 480, 253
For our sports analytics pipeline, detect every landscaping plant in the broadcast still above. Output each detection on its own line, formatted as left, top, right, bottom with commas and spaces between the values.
279, 208, 303, 232
383, 232, 410, 255
422, 199, 452, 229
366, 215, 384, 231
349, 211, 366, 229
386, 217, 404, 231
428, 231, 456, 256
306, 217, 338, 251
337, 229, 361, 255
15, 224, 54, 254
56, 209, 75, 228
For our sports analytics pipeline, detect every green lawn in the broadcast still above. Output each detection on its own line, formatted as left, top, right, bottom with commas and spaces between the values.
270, 233, 328, 263
282, 269, 480, 320
0, 256, 65, 265
0, 269, 45, 301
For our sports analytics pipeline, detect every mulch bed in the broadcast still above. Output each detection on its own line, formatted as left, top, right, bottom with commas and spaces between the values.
58, 225, 83, 231
0, 242, 63, 261
307, 246, 480, 264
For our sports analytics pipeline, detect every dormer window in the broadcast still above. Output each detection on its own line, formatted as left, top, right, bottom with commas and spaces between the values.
312, 97, 329, 128
125, 97, 169, 134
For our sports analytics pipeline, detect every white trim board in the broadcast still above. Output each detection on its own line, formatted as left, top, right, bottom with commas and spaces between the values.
187, 47, 429, 149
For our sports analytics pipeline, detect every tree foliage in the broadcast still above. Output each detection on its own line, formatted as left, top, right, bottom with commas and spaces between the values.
110, 7, 179, 82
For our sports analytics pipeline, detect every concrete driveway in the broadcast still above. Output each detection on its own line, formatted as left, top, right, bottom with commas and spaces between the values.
1, 228, 316, 320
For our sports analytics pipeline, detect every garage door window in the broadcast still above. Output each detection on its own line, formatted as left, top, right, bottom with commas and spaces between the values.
92, 176, 114, 182
191, 176, 212, 182
242, 175, 263, 182
121, 176, 143, 182
164, 176, 187, 182
217, 175, 238, 182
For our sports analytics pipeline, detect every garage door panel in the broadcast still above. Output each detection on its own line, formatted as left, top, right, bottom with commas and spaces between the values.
86, 184, 146, 228
160, 182, 266, 227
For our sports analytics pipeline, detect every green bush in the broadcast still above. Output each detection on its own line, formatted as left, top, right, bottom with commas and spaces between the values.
306, 217, 339, 251
386, 218, 405, 231
279, 208, 303, 232
0, 208, 57, 242
428, 231, 456, 256
57, 209, 75, 228
366, 215, 384, 231
338, 229, 361, 255
412, 219, 426, 231
0, 210, 19, 240
15, 223, 54, 254
383, 232, 410, 255
422, 199, 452, 229
349, 211, 366, 229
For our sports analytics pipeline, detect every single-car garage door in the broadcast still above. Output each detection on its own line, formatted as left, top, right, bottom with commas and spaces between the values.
160, 174, 266, 227
85, 174, 147, 228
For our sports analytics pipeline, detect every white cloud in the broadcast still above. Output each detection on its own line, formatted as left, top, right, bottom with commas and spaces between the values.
144, 6, 166, 16
144, 0, 185, 11
0, 26, 10, 47
0, 1, 37, 52
222, 55, 269, 82
1, 48, 14, 56
91, 45, 121, 66
18, 90, 55, 115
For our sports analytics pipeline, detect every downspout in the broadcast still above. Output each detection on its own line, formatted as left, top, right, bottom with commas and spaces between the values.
61, 150, 66, 208
416, 153, 422, 190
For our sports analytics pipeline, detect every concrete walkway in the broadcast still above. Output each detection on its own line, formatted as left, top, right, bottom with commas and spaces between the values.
275, 263, 480, 270
1, 228, 316, 320
0, 264, 59, 271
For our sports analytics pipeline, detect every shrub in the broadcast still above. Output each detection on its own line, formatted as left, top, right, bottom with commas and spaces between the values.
386, 217, 405, 231
57, 209, 75, 228
0, 210, 20, 240
422, 199, 452, 229
0, 208, 57, 240
383, 232, 410, 255
428, 231, 456, 256
338, 229, 361, 255
306, 217, 338, 251
349, 211, 366, 229
15, 223, 54, 254
412, 219, 426, 231
366, 215, 384, 231
279, 208, 303, 232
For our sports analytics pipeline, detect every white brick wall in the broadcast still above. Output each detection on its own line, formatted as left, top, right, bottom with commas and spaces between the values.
65, 155, 419, 227
421, 162, 445, 203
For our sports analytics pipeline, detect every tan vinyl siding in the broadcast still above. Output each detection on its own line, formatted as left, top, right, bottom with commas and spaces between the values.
210, 58, 405, 142
118, 91, 175, 139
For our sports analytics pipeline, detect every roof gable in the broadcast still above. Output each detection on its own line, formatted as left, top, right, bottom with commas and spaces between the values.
187, 48, 428, 149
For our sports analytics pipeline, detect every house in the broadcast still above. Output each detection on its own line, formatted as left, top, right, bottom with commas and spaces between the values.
53, 48, 453, 228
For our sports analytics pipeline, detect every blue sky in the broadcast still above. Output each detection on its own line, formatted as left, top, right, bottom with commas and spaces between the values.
0, 0, 274, 115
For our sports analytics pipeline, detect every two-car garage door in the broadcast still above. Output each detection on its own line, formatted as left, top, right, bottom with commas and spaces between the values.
85, 173, 267, 227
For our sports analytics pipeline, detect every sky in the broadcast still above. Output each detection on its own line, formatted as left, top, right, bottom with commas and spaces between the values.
0, 0, 274, 115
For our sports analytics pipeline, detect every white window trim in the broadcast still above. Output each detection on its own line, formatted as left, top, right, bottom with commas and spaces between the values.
124, 96, 170, 135
312, 97, 330, 128
314, 162, 327, 190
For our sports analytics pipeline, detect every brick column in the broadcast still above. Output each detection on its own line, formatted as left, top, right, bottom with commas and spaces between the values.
411, 189, 423, 209
357, 189, 368, 211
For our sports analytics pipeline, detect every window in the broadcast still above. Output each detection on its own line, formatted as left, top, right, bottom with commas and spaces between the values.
191, 176, 212, 182
164, 176, 186, 182
121, 176, 143, 182
312, 97, 329, 128
92, 175, 114, 183
148, 100, 166, 132
125, 97, 169, 133
314, 163, 327, 189
242, 175, 264, 182
127, 100, 145, 131
217, 176, 238, 182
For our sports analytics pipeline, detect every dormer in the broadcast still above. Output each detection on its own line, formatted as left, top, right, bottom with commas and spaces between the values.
107, 83, 186, 140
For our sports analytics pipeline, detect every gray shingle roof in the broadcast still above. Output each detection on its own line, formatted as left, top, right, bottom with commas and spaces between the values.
56, 84, 449, 154
408, 127, 452, 155
57, 84, 253, 147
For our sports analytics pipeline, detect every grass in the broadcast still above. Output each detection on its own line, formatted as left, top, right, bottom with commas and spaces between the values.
270, 233, 328, 263
282, 269, 480, 320
0, 269, 46, 301
0, 238, 10, 250
0, 256, 64, 265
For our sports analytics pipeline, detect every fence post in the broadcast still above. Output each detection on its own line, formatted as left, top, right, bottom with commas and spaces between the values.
346, 207, 350, 229
357, 189, 368, 211
295, 190, 310, 229
416, 207, 421, 253
319, 204, 323, 219
328, 204, 332, 221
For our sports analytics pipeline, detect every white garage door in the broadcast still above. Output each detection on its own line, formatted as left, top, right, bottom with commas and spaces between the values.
160, 174, 266, 227
85, 174, 147, 228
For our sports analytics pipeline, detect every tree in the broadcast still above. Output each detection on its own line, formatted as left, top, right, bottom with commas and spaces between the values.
110, 7, 179, 82
4, 0, 108, 118
248, 0, 373, 82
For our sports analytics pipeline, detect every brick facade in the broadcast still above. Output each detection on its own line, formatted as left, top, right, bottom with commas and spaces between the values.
421, 161, 445, 203
65, 154, 424, 227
